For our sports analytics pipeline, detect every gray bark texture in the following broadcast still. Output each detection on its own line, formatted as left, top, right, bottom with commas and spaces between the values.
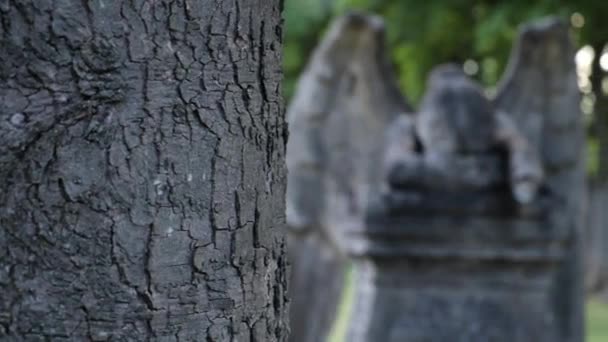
285, 13, 409, 342
0, 1, 288, 341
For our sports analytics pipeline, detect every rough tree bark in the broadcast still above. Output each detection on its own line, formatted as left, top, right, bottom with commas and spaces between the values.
0, 1, 288, 340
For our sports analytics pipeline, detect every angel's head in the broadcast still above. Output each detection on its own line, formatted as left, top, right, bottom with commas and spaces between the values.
418, 64, 496, 153
317, 12, 386, 61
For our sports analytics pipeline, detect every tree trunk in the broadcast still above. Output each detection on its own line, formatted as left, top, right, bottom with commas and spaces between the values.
586, 42, 608, 293
585, 182, 608, 292
593, 44, 608, 182
0, 1, 288, 340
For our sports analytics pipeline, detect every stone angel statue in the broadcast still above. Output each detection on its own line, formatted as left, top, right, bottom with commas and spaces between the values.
384, 63, 544, 205
367, 18, 585, 342
287, 12, 584, 342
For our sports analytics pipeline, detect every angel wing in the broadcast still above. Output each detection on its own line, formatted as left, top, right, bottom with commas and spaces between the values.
285, 13, 411, 342
286, 12, 411, 236
493, 17, 584, 341
493, 18, 583, 199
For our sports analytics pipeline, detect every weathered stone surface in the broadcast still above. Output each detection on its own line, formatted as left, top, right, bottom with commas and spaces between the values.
287, 234, 346, 342
391, 63, 544, 205
494, 18, 585, 341
347, 172, 571, 342
344, 17, 584, 342
285, 12, 410, 342
286, 12, 410, 234
387, 153, 508, 192
348, 263, 561, 342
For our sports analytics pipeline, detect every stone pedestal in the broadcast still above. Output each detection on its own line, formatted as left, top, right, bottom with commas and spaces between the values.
345, 187, 570, 342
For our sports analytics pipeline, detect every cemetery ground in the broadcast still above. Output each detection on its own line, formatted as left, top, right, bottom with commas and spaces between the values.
587, 299, 608, 342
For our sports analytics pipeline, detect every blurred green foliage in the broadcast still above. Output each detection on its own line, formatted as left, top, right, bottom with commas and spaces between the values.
283, 0, 605, 102
587, 299, 608, 342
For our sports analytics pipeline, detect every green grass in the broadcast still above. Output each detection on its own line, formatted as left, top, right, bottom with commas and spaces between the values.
587, 299, 608, 342
327, 266, 354, 342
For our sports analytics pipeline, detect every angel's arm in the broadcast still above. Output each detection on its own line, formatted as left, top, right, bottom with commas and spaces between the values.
383, 115, 420, 185
495, 111, 544, 204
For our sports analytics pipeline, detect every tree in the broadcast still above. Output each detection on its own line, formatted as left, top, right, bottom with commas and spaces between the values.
0, 1, 288, 340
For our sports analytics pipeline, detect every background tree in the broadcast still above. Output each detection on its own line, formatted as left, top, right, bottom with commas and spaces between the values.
0, 1, 287, 340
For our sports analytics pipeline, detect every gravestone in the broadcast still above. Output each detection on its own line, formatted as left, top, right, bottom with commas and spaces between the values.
285, 13, 410, 342
344, 18, 585, 342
